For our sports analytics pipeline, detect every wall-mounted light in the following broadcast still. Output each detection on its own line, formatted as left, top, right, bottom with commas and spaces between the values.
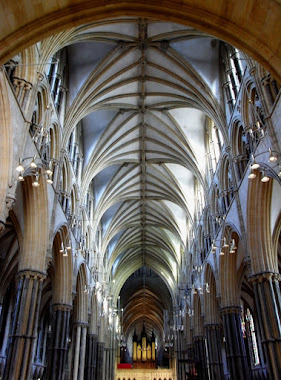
16, 155, 53, 186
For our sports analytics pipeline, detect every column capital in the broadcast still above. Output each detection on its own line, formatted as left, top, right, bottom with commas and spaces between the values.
248, 271, 281, 284
74, 321, 89, 328
193, 334, 205, 341
249, 66, 256, 76
88, 333, 98, 339
51, 303, 73, 312
220, 305, 242, 315
204, 323, 221, 330
0, 194, 16, 231
17, 269, 47, 282
36, 72, 44, 81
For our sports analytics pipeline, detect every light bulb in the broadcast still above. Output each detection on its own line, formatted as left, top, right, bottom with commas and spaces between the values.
248, 170, 256, 179
268, 147, 277, 162
251, 154, 260, 170
46, 167, 53, 175
30, 155, 37, 169
16, 159, 25, 172
230, 239, 237, 253
32, 179, 40, 187
223, 237, 229, 248
47, 175, 53, 184
18, 174, 25, 181
261, 172, 270, 182
251, 162, 260, 170
219, 250, 225, 256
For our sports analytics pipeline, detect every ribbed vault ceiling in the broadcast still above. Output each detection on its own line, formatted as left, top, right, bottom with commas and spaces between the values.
52, 17, 226, 340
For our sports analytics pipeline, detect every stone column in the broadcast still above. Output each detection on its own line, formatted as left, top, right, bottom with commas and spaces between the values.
46, 303, 72, 380
72, 322, 87, 380
96, 341, 105, 380
109, 348, 116, 380
193, 335, 208, 379
250, 272, 281, 379
76, 153, 84, 187
3, 270, 46, 380
73, 324, 81, 380
220, 306, 250, 379
205, 324, 224, 380
185, 343, 193, 362
84, 333, 98, 380
104, 348, 109, 380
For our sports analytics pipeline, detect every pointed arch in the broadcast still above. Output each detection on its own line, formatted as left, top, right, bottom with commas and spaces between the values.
247, 172, 276, 274
75, 263, 89, 323
20, 174, 49, 271
219, 225, 241, 308
52, 225, 73, 305
204, 264, 220, 325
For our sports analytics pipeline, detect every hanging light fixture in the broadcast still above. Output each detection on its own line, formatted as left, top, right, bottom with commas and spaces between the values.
16, 155, 53, 185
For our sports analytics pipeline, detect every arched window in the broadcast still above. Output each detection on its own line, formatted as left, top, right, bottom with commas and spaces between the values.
205, 119, 223, 180
220, 157, 233, 212
47, 50, 67, 115
232, 122, 250, 182
243, 85, 265, 155
221, 43, 244, 112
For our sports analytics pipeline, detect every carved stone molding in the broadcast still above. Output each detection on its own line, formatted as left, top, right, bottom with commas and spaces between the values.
0, 194, 16, 231
160, 40, 169, 51
52, 303, 73, 312
219, 305, 242, 315
249, 271, 281, 284
17, 269, 47, 282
